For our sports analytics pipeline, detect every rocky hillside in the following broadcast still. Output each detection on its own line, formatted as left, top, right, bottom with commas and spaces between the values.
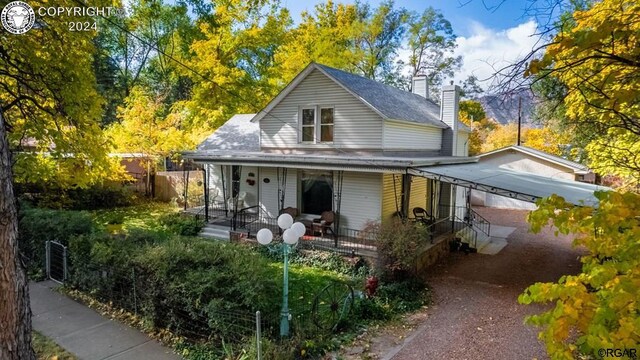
477, 89, 537, 125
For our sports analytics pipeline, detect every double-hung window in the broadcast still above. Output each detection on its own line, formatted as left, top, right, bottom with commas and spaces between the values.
299, 106, 334, 143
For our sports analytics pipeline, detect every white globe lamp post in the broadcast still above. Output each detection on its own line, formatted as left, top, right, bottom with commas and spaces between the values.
257, 213, 305, 337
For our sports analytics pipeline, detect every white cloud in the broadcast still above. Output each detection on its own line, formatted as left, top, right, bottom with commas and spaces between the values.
450, 20, 541, 90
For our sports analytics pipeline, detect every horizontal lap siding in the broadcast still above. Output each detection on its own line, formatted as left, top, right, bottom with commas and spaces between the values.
337, 172, 382, 230
381, 173, 402, 224
383, 121, 442, 150
409, 176, 428, 213
258, 167, 297, 218
261, 70, 383, 149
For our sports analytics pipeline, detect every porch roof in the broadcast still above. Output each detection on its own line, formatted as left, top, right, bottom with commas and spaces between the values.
182, 150, 477, 172
409, 162, 610, 206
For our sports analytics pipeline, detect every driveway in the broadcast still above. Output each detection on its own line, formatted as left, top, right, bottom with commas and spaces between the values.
385, 207, 583, 360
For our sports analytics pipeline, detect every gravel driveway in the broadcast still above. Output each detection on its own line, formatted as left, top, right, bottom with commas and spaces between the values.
386, 207, 584, 360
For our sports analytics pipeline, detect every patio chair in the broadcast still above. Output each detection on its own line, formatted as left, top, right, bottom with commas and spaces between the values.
228, 191, 247, 210
279, 206, 300, 219
412, 207, 434, 225
312, 211, 336, 238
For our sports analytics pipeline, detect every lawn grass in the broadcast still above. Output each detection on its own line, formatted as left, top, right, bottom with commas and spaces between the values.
91, 202, 178, 233
32, 331, 76, 360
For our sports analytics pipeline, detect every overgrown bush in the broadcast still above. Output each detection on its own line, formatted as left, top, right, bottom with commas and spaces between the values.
158, 213, 204, 236
288, 250, 369, 277
18, 206, 97, 279
362, 219, 429, 280
66, 233, 281, 346
17, 183, 137, 210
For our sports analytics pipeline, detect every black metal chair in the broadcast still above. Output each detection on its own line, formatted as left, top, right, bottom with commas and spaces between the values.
412, 207, 434, 225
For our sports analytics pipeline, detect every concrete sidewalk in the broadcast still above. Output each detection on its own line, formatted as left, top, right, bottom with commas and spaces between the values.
30, 281, 181, 360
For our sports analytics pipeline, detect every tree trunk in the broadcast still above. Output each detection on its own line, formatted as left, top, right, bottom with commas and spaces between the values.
0, 111, 36, 360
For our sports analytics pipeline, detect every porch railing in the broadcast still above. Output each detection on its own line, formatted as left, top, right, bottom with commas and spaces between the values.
469, 208, 491, 237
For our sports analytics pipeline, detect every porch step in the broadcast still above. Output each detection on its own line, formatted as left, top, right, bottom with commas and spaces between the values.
199, 224, 230, 240
455, 227, 491, 251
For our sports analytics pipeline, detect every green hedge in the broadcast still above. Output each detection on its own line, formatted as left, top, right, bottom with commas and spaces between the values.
66, 232, 281, 345
18, 207, 97, 279
17, 184, 137, 210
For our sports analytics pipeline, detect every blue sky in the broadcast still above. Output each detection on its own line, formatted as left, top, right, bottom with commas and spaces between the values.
283, 0, 535, 36
282, 0, 543, 88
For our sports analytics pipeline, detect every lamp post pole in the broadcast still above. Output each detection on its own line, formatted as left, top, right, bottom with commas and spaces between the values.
257, 215, 307, 338
280, 243, 291, 336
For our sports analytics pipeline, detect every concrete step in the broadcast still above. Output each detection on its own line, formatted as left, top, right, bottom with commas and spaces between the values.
199, 225, 230, 240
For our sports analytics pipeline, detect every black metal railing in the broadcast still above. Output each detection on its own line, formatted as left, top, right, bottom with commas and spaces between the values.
233, 206, 259, 230
469, 208, 491, 237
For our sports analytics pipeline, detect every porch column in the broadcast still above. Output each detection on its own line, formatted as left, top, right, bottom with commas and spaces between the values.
400, 172, 412, 220
203, 166, 209, 222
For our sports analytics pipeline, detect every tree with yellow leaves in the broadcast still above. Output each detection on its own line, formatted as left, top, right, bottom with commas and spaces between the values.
521, 191, 640, 359
526, 0, 640, 187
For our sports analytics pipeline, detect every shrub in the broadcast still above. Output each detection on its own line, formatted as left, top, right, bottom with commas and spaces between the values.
159, 213, 204, 236
362, 219, 429, 280
18, 207, 97, 279
17, 184, 136, 210
66, 234, 281, 345
289, 250, 369, 277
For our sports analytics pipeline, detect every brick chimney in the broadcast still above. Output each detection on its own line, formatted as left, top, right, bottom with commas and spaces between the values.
441, 84, 461, 156
412, 75, 428, 99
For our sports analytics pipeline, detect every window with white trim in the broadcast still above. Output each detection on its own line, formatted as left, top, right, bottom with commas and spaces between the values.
301, 108, 315, 142
299, 106, 334, 143
320, 108, 334, 142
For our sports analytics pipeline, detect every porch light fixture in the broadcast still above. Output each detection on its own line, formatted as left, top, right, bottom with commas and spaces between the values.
256, 213, 306, 337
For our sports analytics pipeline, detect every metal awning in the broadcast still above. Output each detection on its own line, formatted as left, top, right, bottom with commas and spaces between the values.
409, 163, 609, 206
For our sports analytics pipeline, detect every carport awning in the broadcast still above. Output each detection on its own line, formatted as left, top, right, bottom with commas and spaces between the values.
409, 163, 610, 206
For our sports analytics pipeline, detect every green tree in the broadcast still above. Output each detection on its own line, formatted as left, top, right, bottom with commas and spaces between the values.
0, 0, 112, 357
181, 0, 291, 130
274, 1, 359, 83
107, 86, 196, 179
407, 7, 461, 94
521, 191, 640, 359
351, 1, 409, 84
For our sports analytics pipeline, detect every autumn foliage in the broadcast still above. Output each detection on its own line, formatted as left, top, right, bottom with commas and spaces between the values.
521, 192, 640, 359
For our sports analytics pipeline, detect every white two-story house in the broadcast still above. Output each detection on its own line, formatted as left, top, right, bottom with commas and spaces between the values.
183, 62, 605, 249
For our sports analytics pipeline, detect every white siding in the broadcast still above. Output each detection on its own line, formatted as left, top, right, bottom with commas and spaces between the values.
338, 172, 382, 230
206, 164, 224, 198
480, 152, 574, 180
471, 151, 574, 210
456, 131, 469, 156
260, 69, 383, 149
239, 166, 258, 208
206, 165, 258, 208
383, 121, 442, 150
258, 167, 297, 218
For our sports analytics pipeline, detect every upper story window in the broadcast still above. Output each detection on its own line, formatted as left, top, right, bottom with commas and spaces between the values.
299, 106, 334, 143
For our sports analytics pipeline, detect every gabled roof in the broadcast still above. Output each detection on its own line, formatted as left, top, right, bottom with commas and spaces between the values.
253, 63, 447, 128
197, 114, 258, 152
478, 145, 590, 173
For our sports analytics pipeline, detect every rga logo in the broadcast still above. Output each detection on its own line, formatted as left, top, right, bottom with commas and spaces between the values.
1, 1, 35, 34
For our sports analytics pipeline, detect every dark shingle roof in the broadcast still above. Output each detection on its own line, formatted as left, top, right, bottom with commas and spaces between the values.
197, 114, 259, 151
316, 64, 446, 128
